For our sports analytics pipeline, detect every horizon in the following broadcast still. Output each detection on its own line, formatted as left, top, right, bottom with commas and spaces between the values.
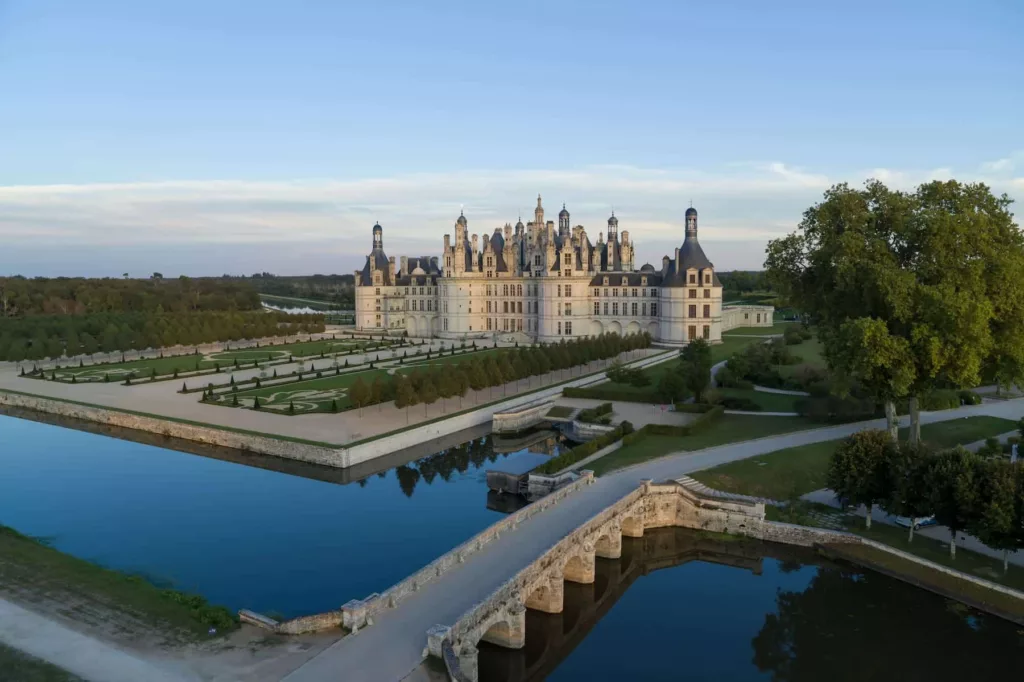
1, 0, 1021, 277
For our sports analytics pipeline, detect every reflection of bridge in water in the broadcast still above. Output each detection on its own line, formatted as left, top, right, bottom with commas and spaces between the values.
476, 527, 801, 682
491, 429, 563, 456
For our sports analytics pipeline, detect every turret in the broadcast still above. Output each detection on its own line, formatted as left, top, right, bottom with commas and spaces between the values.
558, 204, 570, 237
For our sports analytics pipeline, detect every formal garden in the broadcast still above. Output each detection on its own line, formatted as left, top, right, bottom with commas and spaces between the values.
205, 333, 653, 416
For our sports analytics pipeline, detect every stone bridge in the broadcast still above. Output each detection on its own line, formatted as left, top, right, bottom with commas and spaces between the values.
426, 481, 775, 681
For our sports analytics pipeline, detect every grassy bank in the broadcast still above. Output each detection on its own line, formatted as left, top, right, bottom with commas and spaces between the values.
589, 414, 820, 476
0, 525, 236, 642
689, 416, 1017, 500
0, 643, 84, 682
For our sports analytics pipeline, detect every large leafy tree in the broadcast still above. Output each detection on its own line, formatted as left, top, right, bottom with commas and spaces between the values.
680, 337, 713, 402
883, 442, 933, 542
825, 429, 892, 528
926, 447, 979, 559
969, 459, 1020, 572
766, 180, 1024, 443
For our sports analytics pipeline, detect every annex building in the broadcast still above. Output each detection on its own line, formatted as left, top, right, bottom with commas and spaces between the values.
355, 196, 773, 345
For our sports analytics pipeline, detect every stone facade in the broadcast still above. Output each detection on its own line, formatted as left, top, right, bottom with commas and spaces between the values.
355, 198, 774, 346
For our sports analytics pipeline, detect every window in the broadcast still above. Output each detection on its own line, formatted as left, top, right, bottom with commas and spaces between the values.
503, 301, 509, 313
594, 302, 600, 315
631, 302, 638, 316
744, 313, 749, 320
688, 325, 697, 340
517, 301, 522, 313
604, 288, 609, 297
486, 301, 492, 313
564, 302, 571, 316
375, 288, 381, 295
534, 255, 542, 266
703, 325, 710, 339
558, 321, 562, 335
632, 288, 637, 297
603, 302, 609, 315
404, 287, 409, 294
565, 322, 572, 335
375, 315, 381, 327
689, 274, 696, 284
613, 288, 618, 297
564, 269, 571, 277
565, 285, 572, 297
650, 288, 658, 297
487, 318, 492, 330
594, 288, 600, 297
503, 284, 508, 296
651, 303, 657, 316
642, 302, 647, 316
757, 313, 761, 323
689, 305, 697, 317
703, 305, 710, 318
517, 319, 522, 331
486, 257, 493, 267
557, 285, 562, 297
503, 318, 509, 331
613, 302, 619, 315
621, 277, 628, 286
689, 289, 697, 299
603, 278, 609, 286
705, 274, 711, 284
444, 318, 448, 330
704, 289, 710, 298
517, 284, 522, 296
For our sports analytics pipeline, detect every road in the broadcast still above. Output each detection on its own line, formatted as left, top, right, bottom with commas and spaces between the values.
284, 399, 1024, 682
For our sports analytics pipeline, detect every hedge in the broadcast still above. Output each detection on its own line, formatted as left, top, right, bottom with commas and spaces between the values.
535, 421, 632, 475
578, 402, 613, 423
564, 386, 660, 403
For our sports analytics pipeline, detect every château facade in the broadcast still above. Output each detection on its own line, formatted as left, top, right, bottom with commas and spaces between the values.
355, 196, 773, 345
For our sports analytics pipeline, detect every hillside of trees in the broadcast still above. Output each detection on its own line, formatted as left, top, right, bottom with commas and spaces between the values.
0, 275, 261, 317
239, 274, 355, 308
717, 271, 771, 296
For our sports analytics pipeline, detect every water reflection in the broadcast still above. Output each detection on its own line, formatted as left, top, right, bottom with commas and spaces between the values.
478, 528, 1024, 682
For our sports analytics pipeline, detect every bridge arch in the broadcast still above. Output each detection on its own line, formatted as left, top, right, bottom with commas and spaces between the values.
621, 514, 644, 538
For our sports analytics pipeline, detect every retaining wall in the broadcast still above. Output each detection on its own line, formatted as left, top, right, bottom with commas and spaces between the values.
492, 400, 555, 434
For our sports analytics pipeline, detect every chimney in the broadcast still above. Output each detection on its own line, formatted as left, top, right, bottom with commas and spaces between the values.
400, 256, 408, 275
389, 256, 396, 280
444, 234, 451, 250
662, 255, 670, 276
471, 233, 478, 254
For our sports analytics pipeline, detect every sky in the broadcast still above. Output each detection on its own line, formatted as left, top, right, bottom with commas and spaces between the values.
0, 0, 1022, 277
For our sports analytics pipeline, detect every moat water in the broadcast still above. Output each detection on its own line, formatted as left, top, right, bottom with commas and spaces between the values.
3, 414, 1024, 681
0, 412, 565, 618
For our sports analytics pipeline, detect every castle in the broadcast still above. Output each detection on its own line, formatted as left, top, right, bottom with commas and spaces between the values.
354, 196, 773, 345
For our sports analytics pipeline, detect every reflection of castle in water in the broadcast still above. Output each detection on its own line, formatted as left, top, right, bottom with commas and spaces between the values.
476, 528, 800, 682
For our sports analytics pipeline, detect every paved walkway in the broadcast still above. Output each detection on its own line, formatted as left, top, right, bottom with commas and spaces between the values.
283, 398, 1024, 682
0, 598, 194, 682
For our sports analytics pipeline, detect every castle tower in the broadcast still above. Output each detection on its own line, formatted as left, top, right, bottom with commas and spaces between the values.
372, 222, 383, 249
558, 203, 570, 238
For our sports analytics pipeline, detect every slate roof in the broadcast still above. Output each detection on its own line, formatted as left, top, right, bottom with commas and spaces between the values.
588, 272, 663, 287
359, 248, 392, 286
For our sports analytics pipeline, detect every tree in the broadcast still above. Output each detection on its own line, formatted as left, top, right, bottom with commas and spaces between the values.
350, 376, 370, 416
766, 180, 1024, 444
826, 430, 892, 529
883, 443, 933, 542
970, 459, 1020, 572
437, 371, 456, 413
420, 376, 438, 416
926, 447, 979, 558
452, 369, 469, 408
680, 337, 713, 402
657, 370, 687, 404
394, 376, 417, 425
253, 396, 261, 409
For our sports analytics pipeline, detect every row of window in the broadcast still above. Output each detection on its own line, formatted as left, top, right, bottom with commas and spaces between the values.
593, 287, 657, 298
592, 302, 660, 317
688, 289, 711, 299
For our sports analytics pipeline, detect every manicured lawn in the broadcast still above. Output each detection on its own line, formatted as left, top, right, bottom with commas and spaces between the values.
689, 416, 1018, 500
778, 337, 826, 377
0, 643, 83, 682
717, 387, 803, 412
546, 405, 575, 418
0, 525, 235, 641
224, 366, 391, 412
589, 415, 821, 475
721, 321, 790, 336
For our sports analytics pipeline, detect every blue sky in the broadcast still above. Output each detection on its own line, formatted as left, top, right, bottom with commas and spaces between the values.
1, 0, 1021, 276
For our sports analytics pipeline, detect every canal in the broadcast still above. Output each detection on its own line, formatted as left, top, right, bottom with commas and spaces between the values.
0, 411, 567, 618
478, 527, 1024, 681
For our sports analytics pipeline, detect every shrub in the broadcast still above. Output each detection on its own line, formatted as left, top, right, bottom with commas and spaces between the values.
920, 389, 960, 411
672, 402, 715, 414
535, 425, 626, 475
958, 389, 982, 406
783, 326, 804, 345
796, 395, 878, 423
718, 396, 762, 411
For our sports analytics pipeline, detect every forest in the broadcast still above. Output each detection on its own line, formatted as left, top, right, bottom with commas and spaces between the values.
238, 273, 355, 308
0, 275, 324, 361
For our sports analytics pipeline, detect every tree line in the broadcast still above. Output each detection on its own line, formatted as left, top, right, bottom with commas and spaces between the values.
0, 311, 325, 362
236, 274, 355, 309
767, 179, 1024, 444
0, 275, 261, 317
717, 271, 771, 296
346, 333, 652, 418
827, 428, 1024, 567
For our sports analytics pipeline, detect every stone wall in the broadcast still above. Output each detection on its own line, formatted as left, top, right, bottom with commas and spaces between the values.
0, 391, 346, 466
492, 400, 555, 434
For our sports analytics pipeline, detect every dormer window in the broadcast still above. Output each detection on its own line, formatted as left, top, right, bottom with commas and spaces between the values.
621, 277, 628, 286
704, 273, 711, 284
641, 277, 647, 286
688, 274, 696, 284
603, 277, 609, 286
